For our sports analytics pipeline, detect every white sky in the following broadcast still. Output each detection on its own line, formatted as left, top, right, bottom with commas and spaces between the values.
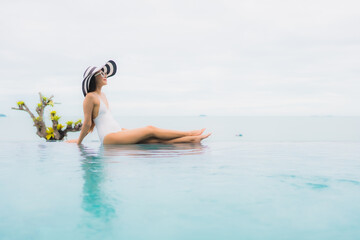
0, 0, 359, 116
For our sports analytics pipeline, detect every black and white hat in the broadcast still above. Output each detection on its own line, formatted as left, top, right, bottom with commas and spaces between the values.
82, 60, 117, 97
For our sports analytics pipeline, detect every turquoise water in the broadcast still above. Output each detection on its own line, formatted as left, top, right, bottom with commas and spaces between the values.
0, 116, 360, 239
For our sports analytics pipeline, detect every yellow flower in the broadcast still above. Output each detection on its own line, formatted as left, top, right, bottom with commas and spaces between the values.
46, 127, 55, 140
48, 100, 54, 107
46, 127, 53, 134
37, 103, 42, 108
75, 119, 82, 125
57, 124, 64, 130
17, 101, 24, 106
50, 111, 60, 121
52, 115, 61, 121
66, 121, 73, 126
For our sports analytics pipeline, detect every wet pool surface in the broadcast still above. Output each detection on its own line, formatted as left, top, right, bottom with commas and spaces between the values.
0, 141, 359, 239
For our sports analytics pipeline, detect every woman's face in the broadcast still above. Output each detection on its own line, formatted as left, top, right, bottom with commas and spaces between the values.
94, 70, 107, 86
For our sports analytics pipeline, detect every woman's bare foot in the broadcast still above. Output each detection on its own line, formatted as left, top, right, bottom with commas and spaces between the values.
162, 133, 211, 144
193, 133, 212, 142
189, 128, 206, 136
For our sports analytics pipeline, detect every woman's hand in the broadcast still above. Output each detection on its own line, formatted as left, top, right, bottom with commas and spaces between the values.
65, 139, 78, 144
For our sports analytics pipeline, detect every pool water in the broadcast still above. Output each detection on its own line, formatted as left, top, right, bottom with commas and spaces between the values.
0, 116, 359, 239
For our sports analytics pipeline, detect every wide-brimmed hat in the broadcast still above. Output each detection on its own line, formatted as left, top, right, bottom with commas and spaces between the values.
82, 60, 117, 96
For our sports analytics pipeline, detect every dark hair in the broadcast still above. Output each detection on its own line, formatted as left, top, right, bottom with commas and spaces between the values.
88, 75, 97, 133
88, 75, 97, 93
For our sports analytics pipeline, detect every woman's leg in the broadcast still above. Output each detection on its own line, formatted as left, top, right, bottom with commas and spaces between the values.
103, 126, 205, 145
138, 133, 212, 144
150, 126, 190, 139
104, 126, 153, 145
138, 137, 164, 144
143, 126, 205, 139
162, 133, 211, 144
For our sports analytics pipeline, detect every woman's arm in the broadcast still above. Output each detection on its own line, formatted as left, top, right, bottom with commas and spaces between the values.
76, 95, 95, 145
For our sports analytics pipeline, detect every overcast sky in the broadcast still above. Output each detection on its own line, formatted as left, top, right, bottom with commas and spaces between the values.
0, 0, 359, 116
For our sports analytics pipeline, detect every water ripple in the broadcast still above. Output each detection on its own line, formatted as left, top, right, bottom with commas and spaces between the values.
102, 143, 208, 158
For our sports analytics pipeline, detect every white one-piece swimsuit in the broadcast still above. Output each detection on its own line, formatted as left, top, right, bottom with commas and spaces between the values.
93, 96, 122, 143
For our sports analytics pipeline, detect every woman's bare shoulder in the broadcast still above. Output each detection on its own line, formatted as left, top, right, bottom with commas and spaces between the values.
83, 93, 99, 105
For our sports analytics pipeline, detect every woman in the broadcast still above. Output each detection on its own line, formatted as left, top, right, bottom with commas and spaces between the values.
67, 60, 211, 145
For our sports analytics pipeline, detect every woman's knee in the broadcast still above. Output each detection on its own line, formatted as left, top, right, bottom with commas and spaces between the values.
146, 125, 157, 134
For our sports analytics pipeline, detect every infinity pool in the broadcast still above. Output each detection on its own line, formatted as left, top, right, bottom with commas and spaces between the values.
1, 140, 359, 240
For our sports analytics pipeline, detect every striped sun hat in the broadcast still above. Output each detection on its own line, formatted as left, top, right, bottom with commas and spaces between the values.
82, 60, 117, 96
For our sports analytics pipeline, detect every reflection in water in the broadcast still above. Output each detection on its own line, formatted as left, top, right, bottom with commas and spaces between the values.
103, 143, 207, 158
37, 143, 48, 163
78, 143, 206, 217
79, 145, 115, 225
77, 143, 206, 235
